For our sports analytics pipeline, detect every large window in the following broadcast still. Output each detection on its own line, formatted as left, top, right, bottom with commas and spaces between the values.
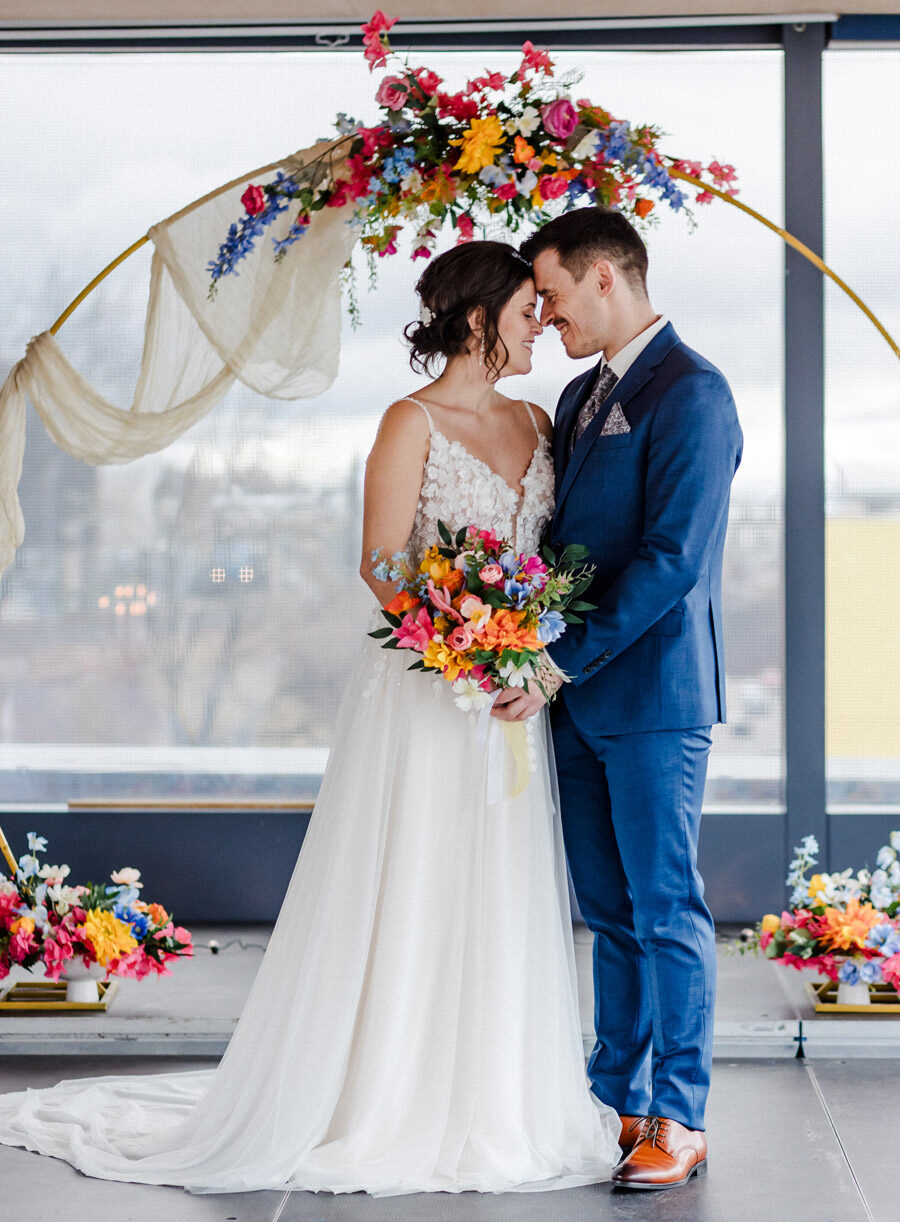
824, 48, 900, 814
0, 46, 784, 807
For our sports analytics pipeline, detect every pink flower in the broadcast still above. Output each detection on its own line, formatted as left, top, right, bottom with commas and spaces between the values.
539, 174, 569, 202
413, 67, 442, 96
541, 99, 579, 140
674, 159, 703, 178
240, 184, 266, 216
759, 931, 773, 950
695, 191, 714, 206
41, 935, 74, 981
455, 215, 475, 245
468, 664, 496, 692
520, 40, 554, 77
326, 181, 350, 208
479, 563, 504, 586
707, 160, 737, 186
0, 892, 19, 925
448, 625, 476, 651
375, 75, 409, 111
393, 607, 436, 651
426, 579, 463, 622
361, 9, 396, 36
361, 10, 397, 72
882, 952, 900, 990
527, 157, 543, 173
472, 527, 501, 549
412, 246, 432, 260
495, 182, 518, 201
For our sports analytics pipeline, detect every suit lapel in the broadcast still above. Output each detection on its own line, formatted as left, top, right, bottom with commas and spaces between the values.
552, 366, 595, 485
554, 323, 680, 514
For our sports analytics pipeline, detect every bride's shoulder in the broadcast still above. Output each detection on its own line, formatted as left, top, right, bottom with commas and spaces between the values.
376, 396, 433, 444
523, 401, 553, 442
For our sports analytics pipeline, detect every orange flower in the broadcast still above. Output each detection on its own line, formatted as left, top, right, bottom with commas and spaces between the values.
817, 898, 885, 952
513, 135, 535, 164
385, 590, 421, 616
634, 199, 654, 219
478, 608, 543, 653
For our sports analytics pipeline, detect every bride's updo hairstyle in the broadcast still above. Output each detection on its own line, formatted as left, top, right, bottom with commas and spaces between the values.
405, 241, 533, 380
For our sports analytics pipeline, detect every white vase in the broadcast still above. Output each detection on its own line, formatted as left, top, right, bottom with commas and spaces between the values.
63, 960, 106, 1004
836, 980, 871, 1006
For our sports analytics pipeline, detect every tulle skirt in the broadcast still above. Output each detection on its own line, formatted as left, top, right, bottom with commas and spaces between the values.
0, 636, 618, 1195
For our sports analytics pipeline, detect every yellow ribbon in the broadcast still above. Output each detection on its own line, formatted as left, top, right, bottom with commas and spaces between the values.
499, 720, 533, 799
0, 824, 18, 876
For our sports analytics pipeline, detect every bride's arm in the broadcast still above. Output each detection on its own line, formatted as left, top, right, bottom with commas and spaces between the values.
360, 399, 431, 606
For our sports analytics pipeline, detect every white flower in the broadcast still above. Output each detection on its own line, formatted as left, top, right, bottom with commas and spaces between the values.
111, 867, 142, 889
891, 831, 900, 852
45, 883, 82, 914
869, 869, 893, 910
37, 863, 70, 882
570, 130, 602, 161
451, 676, 493, 713
505, 106, 541, 136
876, 845, 897, 870
0, 875, 17, 895
400, 167, 423, 193
516, 170, 538, 196
498, 659, 535, 688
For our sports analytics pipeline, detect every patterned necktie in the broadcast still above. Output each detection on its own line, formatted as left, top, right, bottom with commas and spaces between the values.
571, 363, 619, 451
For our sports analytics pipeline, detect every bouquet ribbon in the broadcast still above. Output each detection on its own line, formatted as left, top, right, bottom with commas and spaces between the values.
477, 693, 533, 804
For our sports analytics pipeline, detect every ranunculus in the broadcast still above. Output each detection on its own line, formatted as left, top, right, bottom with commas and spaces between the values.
385, 589, 421, 617
495, 182, 518, 201
448, 625, 476, 652
541, 98, 579, 140
240, 184, 266, 216
375, 75, 409, 111
479, 563, 504, 586
539, 174, 569, 201
761, 913, 781, 934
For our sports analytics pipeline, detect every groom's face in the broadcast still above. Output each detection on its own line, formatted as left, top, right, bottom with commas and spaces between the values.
532, 249, 607, 360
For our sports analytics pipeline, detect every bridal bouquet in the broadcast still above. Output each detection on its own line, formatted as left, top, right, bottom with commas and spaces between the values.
369, 522, 594, 710
744, 832, 900, 993
0, 831, 193, 983
209, 12, 736, 295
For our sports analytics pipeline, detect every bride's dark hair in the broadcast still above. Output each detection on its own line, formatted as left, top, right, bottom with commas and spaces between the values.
404, 241, 533, 380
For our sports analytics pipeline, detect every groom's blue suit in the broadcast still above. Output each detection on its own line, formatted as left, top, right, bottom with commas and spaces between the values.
547, 322, 742, 1131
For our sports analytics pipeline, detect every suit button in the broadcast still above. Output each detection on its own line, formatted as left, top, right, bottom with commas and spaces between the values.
601, 650, 612, 661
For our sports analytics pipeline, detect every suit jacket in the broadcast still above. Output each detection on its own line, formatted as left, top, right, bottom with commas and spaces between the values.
548, 322, 743, 736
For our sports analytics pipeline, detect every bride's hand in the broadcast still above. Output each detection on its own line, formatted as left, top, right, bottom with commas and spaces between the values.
491, 685, 548, 721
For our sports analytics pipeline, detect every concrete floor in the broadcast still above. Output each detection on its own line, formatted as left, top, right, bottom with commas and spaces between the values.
1, 928, 896, 1221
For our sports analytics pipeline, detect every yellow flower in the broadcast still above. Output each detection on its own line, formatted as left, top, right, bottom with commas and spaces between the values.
808, 873, 828, 903
419, 546, 453, 583
761, 914, 781, 934
78, 908, 138, 967
10, 916, 35, 936
451, 115, 505, 175
422, 639, 474, 682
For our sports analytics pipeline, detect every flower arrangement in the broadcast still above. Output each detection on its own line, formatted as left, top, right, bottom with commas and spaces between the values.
0, 832, 193, 984
746, 832, 900, 993
208, 11, 737, 295
369, 522, 594, 710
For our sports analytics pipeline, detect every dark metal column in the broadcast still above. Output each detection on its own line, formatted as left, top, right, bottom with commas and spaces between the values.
783, 22, 828, 871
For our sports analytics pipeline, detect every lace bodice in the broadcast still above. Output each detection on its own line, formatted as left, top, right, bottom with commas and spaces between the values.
404, 397, 555, 563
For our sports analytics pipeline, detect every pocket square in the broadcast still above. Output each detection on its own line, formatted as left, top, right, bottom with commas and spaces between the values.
600, 403, 631, 436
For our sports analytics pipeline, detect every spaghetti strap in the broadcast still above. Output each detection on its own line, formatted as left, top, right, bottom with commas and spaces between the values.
401, 396, 434, 434
522, 400, 540, 442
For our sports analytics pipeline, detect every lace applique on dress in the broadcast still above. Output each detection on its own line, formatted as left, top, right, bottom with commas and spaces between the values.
403, 398, 554, 563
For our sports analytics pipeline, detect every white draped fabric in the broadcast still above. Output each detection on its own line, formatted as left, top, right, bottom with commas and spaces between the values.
0, 142, 357, 574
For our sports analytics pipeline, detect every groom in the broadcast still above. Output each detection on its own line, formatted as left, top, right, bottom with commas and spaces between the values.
494, 207, 742, 1189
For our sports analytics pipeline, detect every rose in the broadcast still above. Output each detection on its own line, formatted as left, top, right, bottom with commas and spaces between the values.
375, 75, 410, 111
479, 563, 504, 586
448, 625, 476, 652
539, 174, 569, 202
541, 99, 579, 140
240, 184, 266, 216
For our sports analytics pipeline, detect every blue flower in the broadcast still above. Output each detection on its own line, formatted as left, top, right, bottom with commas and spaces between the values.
380, 147, 416, 184
26, 832, 48, 853
503, 578, 531, 608
838, 959, 860, 985
114, 902, 150, 940
498, 550, 519, 576
859, 959, 883, 984
537, 609, 566, 643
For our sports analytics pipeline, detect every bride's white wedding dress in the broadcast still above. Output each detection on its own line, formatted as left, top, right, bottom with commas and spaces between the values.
0, 399, 619, 1195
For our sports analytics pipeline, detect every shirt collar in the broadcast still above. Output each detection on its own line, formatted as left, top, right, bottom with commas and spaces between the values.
603, 315, 668, 381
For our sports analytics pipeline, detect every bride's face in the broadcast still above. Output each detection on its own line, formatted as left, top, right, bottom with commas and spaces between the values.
492, 280, 543, 378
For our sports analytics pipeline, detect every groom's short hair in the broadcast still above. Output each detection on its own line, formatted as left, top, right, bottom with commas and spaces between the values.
520, 207, 649, 294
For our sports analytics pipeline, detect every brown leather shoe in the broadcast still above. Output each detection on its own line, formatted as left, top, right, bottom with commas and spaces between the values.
612, 1115, 708, 1190
617, 1114, 649, 1154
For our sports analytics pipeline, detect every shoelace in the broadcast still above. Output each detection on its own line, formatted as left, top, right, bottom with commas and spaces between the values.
641, 1116, 671, 1149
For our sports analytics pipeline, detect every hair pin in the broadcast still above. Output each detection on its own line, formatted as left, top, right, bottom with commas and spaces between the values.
419, 303, 435, 325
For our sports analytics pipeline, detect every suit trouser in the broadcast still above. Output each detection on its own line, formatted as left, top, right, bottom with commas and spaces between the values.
551, 700, 715, 1131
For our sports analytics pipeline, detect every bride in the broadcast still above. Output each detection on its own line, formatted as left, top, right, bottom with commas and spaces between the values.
0, 240, 620, 1195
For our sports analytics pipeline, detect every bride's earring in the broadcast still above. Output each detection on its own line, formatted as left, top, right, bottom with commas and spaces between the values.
479, 333, 486, 367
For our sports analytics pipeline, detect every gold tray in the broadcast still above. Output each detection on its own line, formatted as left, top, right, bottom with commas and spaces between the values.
0, 978, 119, 1012
806, 979, 900, 1014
